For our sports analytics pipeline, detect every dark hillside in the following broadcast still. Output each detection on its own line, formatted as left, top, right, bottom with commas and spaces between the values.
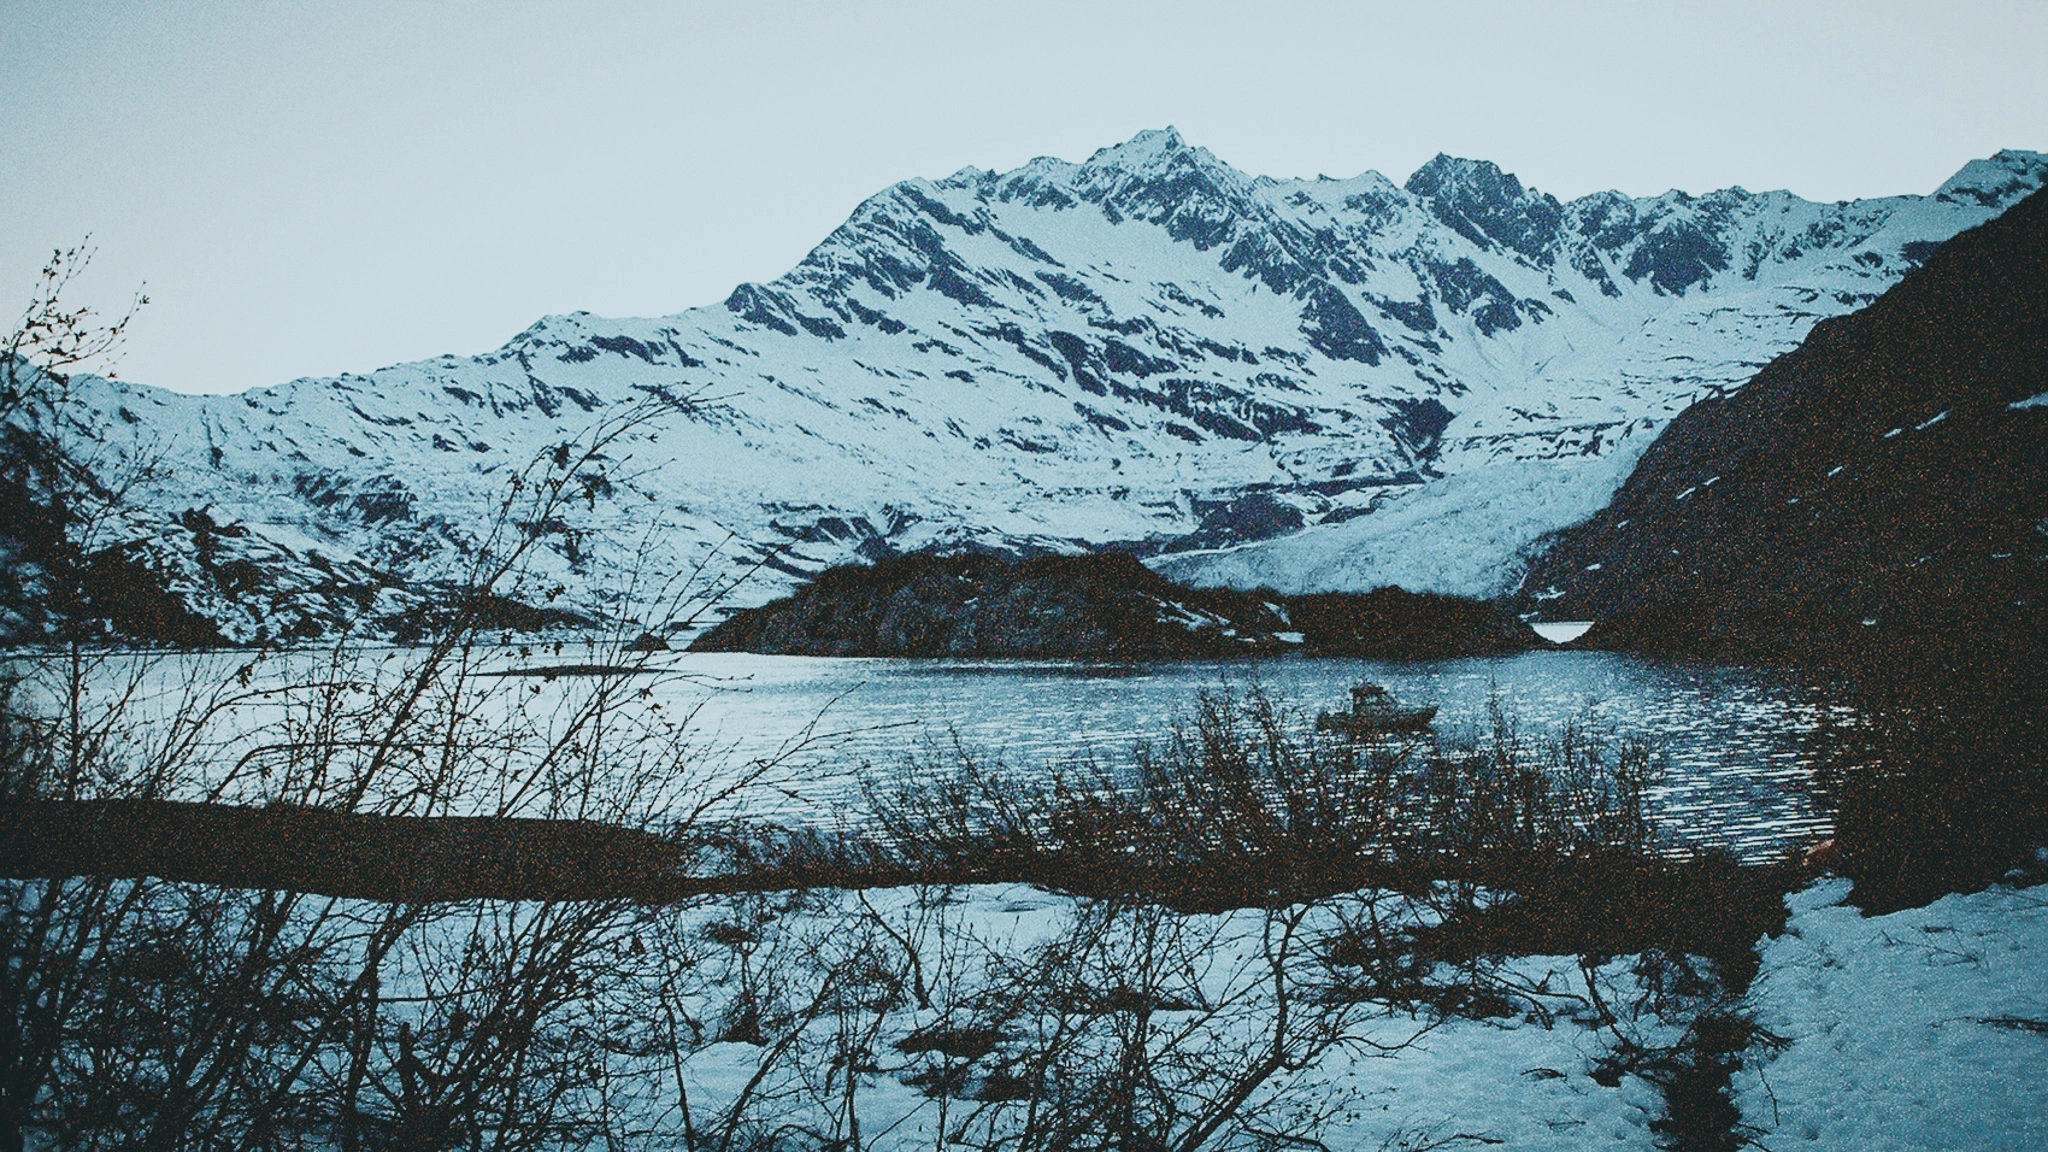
1518, 187, 2048, 662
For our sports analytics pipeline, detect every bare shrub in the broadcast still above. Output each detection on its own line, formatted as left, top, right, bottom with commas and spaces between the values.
865, 684, 1663, 908
0, 394, 780, 1149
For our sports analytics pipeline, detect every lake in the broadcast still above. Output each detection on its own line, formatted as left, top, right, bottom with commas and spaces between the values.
653, 649, 1840, 861
7, 647, 1841, 863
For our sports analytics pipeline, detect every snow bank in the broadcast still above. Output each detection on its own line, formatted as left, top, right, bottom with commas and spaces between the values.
1734, 877, 2048, 1150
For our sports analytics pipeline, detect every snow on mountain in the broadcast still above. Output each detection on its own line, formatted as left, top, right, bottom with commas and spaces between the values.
15, 132, 2046, 642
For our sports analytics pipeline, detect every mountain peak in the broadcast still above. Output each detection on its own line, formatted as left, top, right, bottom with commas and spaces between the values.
1934, 149, 2048, 209
18, 129, 2043, 646
1406, 153, 1505, 192
1404, 154, 1562, 263
1085, 126, 1206, 173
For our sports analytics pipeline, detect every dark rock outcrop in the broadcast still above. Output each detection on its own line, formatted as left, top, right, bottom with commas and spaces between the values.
691, 552, 1538, 660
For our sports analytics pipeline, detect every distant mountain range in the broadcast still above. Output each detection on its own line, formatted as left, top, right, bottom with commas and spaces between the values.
6, 130, 2045, 644
1517, 185, 2048, 660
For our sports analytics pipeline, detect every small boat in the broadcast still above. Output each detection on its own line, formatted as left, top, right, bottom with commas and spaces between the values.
1315, 682, 1437, 737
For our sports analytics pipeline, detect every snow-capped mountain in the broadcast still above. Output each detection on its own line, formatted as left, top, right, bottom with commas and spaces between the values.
12, 130, 2046, 643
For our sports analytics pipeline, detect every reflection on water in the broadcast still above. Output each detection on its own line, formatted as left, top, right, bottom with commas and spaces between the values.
658, 650, 1838, 862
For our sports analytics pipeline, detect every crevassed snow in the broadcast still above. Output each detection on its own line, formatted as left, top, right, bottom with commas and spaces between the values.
1153, 457, 1637, 596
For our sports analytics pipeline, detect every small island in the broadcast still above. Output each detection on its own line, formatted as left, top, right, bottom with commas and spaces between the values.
688, 551, 1543, 660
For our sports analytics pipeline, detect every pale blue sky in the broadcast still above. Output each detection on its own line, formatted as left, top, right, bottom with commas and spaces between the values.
4, 0, 2044, 394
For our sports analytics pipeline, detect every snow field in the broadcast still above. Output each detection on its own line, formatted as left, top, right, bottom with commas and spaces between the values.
667, 876, 2048, 1150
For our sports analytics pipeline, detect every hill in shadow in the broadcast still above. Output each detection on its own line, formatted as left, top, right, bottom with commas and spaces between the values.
1517, 187, 2048, 663
691, 551, 1538, 659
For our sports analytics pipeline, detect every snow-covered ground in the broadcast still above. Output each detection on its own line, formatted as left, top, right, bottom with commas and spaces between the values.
658, 874, 2048, 1150
1734, 875, 2048, 1151
664, 884, 1680, 1151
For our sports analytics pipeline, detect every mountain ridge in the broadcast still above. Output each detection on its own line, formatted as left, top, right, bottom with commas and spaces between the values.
8, 132, 2045, 644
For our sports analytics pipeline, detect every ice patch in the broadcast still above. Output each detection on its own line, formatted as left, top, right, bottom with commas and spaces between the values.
1529, 621, 1594, 644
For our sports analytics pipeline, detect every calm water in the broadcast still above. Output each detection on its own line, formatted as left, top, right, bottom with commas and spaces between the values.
653, 650, 1840, 861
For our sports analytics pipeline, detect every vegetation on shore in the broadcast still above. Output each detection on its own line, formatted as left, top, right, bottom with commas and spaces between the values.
1557, 607, 2048, 916
1816, 629, 2048, 913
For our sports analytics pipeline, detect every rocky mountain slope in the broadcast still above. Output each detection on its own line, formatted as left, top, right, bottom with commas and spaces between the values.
1516, 186, 2048, 660
9, 131, 2045, 644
